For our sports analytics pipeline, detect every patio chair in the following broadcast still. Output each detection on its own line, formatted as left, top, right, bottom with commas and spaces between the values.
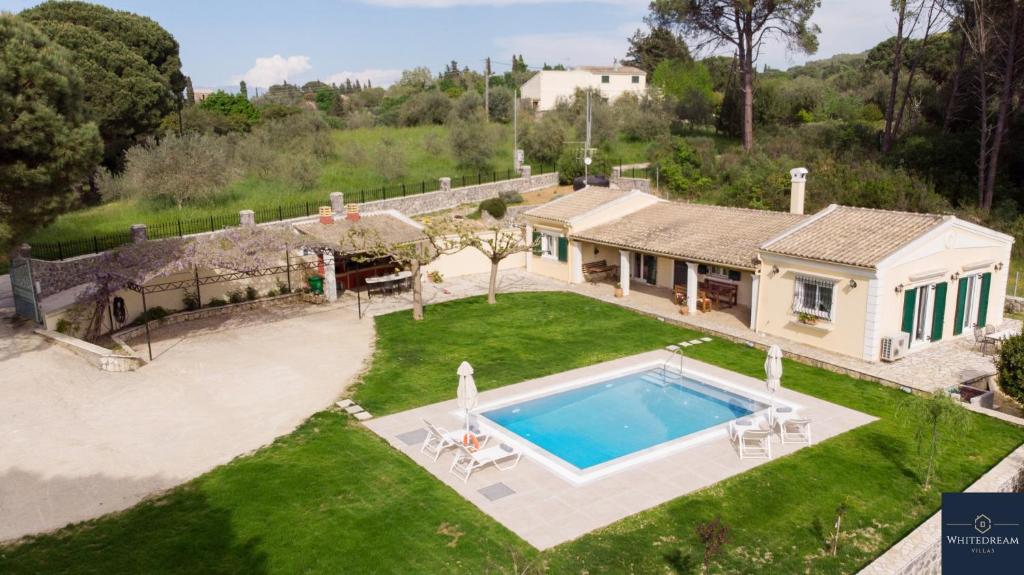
738, 429, 772, 460
673, 284, 687, 305
449, 442, 522, 483
974, 327, 996, 355
780, 418, 812, 446
420, 419, 489, 462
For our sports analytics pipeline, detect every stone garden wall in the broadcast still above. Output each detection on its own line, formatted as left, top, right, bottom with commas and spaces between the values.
857, 444, 1024, 575
610, 176, 651, 193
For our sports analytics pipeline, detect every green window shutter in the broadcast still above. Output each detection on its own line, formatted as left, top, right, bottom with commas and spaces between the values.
953, 277, 968, 335
931, 283, 947, 341
978, 272, 992, 327
557, 236, 568, 262
901, 288, 917, 334
531, 231, 541, 255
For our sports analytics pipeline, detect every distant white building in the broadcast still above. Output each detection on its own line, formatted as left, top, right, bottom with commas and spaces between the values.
519, 63, 647, 111
193, 88, 215, 102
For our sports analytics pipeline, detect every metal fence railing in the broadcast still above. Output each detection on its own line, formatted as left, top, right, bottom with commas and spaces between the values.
28, 165, 557, 261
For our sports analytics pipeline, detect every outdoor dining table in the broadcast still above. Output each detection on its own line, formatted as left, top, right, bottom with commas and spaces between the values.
987, 328, 1020, 342
364, 270, 412, 298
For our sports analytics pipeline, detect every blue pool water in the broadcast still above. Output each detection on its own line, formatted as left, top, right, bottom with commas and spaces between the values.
482, 368, 766, 470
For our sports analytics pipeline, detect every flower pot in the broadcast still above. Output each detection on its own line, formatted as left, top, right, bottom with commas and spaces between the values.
614, 287, 624, 298
679, 305, 689, 316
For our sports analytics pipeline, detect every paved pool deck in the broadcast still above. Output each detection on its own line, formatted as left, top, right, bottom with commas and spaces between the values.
365, 347, 876, 550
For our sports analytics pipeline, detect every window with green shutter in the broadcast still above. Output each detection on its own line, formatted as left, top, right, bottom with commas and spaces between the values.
531, 231, 541, 255
901, 288, 918, 334
953, 277, 968, 335
931, 282, 947, 341
557, 236, 568, 262
978, 272, 992, 327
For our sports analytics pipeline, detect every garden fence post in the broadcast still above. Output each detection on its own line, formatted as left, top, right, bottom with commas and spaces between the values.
194, 266, 202, 309
402, 183, 406, 197
421, 181, 425, 194
57, 241, 64, 260
93, 236, 99, 253
209, 216, 214, 232
286, 250, 292, 293
278, 206, 283, 221
177, 220, 183, 237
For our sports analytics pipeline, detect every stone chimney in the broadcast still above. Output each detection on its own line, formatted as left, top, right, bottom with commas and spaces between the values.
318, 206, 334, 225
345, 203, 361, 222
789, 167, 808, 215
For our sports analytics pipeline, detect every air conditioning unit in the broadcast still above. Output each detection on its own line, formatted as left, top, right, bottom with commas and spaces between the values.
880, 333, 910, 362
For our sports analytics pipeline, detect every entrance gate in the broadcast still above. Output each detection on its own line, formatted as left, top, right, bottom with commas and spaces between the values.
9, 255, 40, 323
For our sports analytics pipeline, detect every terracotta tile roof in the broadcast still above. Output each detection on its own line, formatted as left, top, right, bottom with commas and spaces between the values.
524, 187, 631, 224
573, 202, 806, 269
294, 211, 425, 254
760, 205, 949, 268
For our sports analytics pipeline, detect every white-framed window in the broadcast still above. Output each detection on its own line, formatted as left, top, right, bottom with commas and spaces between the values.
793, 275, 835, 321
631, 75, 640, 84
539, 231, 559, 259
601, 75, 610, 84
707, 265, 729, 278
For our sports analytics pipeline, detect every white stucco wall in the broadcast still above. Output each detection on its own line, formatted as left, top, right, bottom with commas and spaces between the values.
520, 69, 647, 111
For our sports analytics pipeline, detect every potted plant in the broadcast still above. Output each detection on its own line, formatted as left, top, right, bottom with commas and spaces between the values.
797, 311, 818, 325
679, 304, 689, 316
614, 282, 624, 298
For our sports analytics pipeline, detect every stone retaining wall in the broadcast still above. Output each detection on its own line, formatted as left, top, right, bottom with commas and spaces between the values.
34, 328, 144, 372
358, 172, 558, 216
1006, 295, 1024, 313
858, 444, 1024, 575
610, 176, 651, 193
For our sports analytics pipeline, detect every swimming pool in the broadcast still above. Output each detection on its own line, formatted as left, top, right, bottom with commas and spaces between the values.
481, 367, 769, 473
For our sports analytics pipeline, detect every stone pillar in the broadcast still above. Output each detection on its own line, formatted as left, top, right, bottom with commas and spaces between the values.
17, 243, 31, 259
323, 250, 338, 302
519, 164, 531, 180
514, 149, 524, 172
619, 250, 631, 296
130, 224, 148, 244
440, 177, 452, 192
330, 192, 344, 214
524, 223, 533, 273
570, 241, 584, 284
239, 210, 255, 226
687, 262, 699, 313
612, 166, 622, 178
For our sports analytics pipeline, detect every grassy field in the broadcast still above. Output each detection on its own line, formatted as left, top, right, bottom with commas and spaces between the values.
5, 292, 1018, 574
28, 126, 653, 244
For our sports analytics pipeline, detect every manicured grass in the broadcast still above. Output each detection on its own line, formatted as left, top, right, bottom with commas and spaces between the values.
3, 292, 1019, 574
28, 126, 652, 244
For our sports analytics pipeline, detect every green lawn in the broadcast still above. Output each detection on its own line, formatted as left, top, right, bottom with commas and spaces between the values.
28, 126, 653, 244
3, 292, 1018, 574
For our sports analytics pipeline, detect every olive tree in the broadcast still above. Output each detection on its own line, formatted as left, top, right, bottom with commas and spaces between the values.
455, 223, 537, 304
897, 390, 972, 490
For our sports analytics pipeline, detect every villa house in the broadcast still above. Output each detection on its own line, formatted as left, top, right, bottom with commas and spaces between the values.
523, 170, 1014, 363
519, 63, 646, 111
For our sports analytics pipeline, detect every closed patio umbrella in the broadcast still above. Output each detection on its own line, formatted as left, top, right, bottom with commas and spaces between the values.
457, 361, 478, 437
765, 344, 783, 414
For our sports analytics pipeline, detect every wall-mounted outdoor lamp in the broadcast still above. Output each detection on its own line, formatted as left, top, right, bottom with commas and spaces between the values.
995, 262, 1005, 271
848, 279, 857, 289
951, 272, 961, 281
770, 265, 780, 277
895, 283, 905, 293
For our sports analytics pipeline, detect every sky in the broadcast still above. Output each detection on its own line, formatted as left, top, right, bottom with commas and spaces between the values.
3, 0, 901, 91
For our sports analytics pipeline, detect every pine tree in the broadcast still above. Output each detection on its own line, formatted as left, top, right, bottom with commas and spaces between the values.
239, 80, 248, 100
185, 76, 195, 105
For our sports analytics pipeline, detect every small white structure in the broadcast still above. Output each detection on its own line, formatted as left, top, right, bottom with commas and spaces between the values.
520, 63, 647, 111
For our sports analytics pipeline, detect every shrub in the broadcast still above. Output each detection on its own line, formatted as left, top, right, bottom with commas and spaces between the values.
132, 306, 169, 325
207, 297, 227, 307
227, 289, 245, 304
997, 334, 1024, 406
277, 280, 291, 294
499, 190, 523, 204
449, 118, 494, 173
398, 90, 451, 126
556, 147, 612, 185
55, 318, 76, 335
479, 198, 507, 219
245, 286, 259, 301
428, 270, 444, 283
522, 115, 568, 166
266, 288, 279, 297
181, 289, 200, 311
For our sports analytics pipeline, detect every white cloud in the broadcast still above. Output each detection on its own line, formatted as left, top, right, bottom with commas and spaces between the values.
362, 0, 644, 7
324, 69, 404, 88
494, 31, 629, 69
234, 55, 313, 88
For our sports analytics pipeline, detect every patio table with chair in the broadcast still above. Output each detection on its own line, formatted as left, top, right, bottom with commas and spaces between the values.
975, 325, 1020, 354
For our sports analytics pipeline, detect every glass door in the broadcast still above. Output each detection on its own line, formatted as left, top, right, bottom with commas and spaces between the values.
912, 283, 934, 345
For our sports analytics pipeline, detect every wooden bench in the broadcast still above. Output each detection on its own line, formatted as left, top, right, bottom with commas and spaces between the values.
582, 260, 617, 281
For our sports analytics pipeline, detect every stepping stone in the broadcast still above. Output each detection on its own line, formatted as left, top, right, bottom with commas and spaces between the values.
344, 405, 365, 415
396, 428, 428, 446
354, 411, 373, 421
335, 399, 354, 409
700, 337, 713, 342
679, 342, 692, 347
688, 339, 703, 345
478, 482, 515, 501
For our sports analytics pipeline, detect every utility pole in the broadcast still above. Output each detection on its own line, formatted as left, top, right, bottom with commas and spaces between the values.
483, 56, 491, 121
513, 88, 518, 169
584, 90, 593, 181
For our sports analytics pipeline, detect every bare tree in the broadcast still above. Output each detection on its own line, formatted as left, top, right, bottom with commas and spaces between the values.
984, 0, 1022, 208
650, 0, 820, 152
456, 224, 537, 305
345, 219, 459, 320
893, 1, 949, 137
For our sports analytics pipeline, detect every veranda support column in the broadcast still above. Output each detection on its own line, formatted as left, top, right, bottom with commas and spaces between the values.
524, 223, 533, 273
323, 251, 338, 302
687, 262, 698, 313
570, 241, 584, 284
749, 273, 760, 329
619, 250, 631, 295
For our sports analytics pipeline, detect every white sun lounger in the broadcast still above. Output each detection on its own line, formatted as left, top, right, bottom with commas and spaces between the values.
420, 419, 489, 462
780, 418, 812, 446
449, 443, 522, 483
738, 429, 772, 459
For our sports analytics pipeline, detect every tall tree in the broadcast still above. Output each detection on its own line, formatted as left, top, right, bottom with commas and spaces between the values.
239, 80, 248, 100
185, 76, 196, 105
624, 23, 692, 73
0, 14, 102, 249
650, 0, 821, 151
